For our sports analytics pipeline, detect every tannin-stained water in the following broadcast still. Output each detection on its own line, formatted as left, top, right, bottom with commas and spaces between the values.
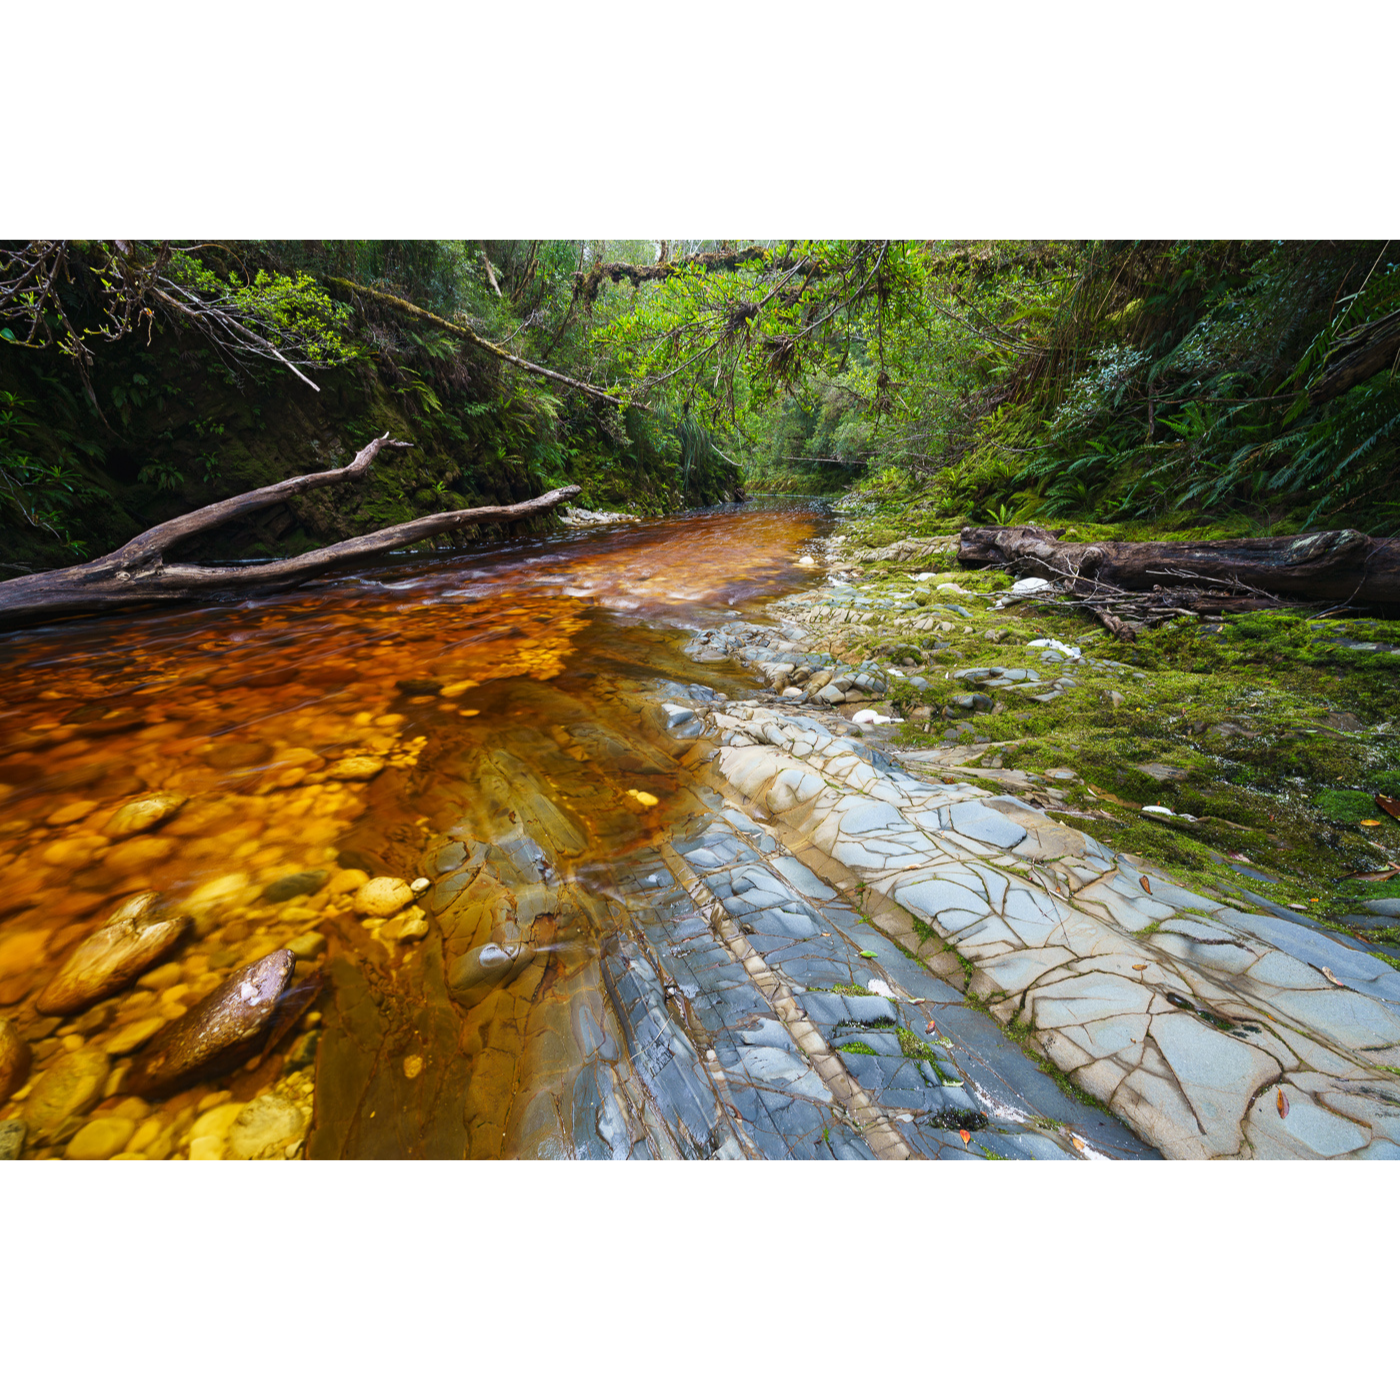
0, 502, 826, 1158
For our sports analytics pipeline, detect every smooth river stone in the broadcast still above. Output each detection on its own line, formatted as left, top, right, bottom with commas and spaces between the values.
36, 892, 191, 1015
23, 1048, 112, 1146
124, 950, 296, 1098
227, 1093, 306, 1159
262, 870, 328, 903
64, 1115, 136, 1160
103, 791, 186, 837
323, 756, 385, 781
0, 1017, 31, 1104
353, 877, 414, 918
446, 942, 536, 1006
0, 1119, 26, 1159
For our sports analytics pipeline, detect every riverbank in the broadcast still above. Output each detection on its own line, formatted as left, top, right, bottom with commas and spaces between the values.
4, 501, 1399, 1160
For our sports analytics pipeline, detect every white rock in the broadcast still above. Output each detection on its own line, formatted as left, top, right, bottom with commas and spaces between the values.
1011, 577, 1055, 595
851, 709, 896, 726
1026, 637, 1082, 659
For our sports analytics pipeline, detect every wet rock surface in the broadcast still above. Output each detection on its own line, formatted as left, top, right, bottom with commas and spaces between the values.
124, 950, 296, 1098
36, 892, 191, 1016
3, 501, 1394, 1160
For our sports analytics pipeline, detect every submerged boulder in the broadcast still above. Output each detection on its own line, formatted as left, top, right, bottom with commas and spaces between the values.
124, 950, 296, 1098
36, 892, 191, 1016
446, 941, 536, 1006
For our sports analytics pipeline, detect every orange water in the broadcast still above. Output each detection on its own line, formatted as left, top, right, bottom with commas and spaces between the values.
0, 502, 825, 1157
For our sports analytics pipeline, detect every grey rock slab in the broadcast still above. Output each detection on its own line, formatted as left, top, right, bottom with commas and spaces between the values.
740, 1018, 797, 1050
1149, 1011, 1281, 1147
1246, 1090, 1371, 1158
840, 995, 901, 1025
1266, 988, 1400, 1049
769, 855, 837, 900
895, 878, 991, 923
734, 1044, 831, 1101
947, 802, 1028, 849
1216, 909, 1400, 1001
1026, 971, 1154, 1028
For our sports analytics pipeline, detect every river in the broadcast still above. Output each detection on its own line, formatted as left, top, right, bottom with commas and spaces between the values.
0, 501, 1161, 1160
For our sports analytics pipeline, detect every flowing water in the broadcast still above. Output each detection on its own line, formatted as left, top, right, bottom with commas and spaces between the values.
0, 502, 836, 1158
0, 502, 1163, 1161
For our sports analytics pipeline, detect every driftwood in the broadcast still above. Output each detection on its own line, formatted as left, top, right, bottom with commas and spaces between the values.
0, 433, 581, 627
959, 524, 1400, 639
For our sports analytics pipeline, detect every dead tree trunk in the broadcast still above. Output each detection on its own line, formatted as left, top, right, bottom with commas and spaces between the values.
958, 524, 1400, 638
0, 433, 581, 627
959, 525, 1400, 604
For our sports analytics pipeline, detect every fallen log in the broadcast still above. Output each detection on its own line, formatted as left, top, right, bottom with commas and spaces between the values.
0, 432, 581, 627
959, 525, 1400, 606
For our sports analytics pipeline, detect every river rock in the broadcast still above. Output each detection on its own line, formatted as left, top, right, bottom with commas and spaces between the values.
36, 892, 191, 1015
103, 791, 186, 837
23, 1048, 111, 1146
0, 1119, 26, 1159
262, 870, 328, 903
323, 755, 385, 782
103, 1016, 167, 1055
64, 1115, 136, 1160
353, 877, 414, 918
446, 941, 536, 1005
227, 1093, 306, 1159
0, 1017, 31, 1104
285, 931, 326, 960
123, 950, 296, 1098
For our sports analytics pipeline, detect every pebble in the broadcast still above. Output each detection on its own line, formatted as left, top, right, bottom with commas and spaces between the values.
262, 870, 328, 902
284, 1029, 319, 1070
137, 962, 185, 991
227, 1093, 305, 1159
0, 1119, 28, 1159
187, 1101, 248, 1161
285, 932, 327, 960
409, 877, 430, 895
103, 791, 186, 837
326, 868, 369, 896
323, 756, 385, 781
64, 1115, 137, 1160
103, 1016, 167, 1055
0, 1018, 31, 1104
22, 1048, 111, 1146
127, 1118, 162, 1154
36, 891, 191, 1015
352, 877, 414, 918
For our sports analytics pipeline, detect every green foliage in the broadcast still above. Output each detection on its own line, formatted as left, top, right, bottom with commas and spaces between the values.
165, 252, 356, 366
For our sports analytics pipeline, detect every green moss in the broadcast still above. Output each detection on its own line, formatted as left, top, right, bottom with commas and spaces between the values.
1315, 789, 1381, 824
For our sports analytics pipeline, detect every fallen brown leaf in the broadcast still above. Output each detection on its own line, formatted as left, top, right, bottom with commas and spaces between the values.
1277, 1088, 1289, 1119
1132, 963, 1147, 971
925, 1019, 937, 1035
1377, 793, 1400, 821
959, 1129, 971, 1145
1321, 966, 1345, 987
1139, 875, 1152, 894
